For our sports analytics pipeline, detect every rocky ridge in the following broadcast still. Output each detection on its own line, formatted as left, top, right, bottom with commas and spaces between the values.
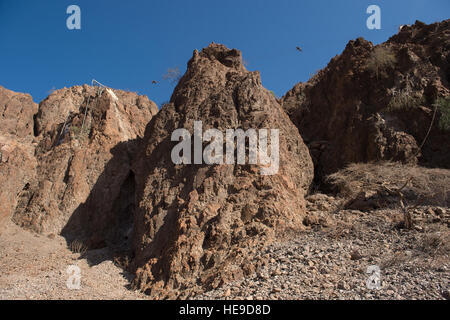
131, 44, 314, 298
2, 85, 158, 252
282, 19, 450, 180
0, 19, 449, 300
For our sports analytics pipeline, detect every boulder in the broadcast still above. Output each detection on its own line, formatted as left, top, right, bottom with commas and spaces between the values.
131, 44, 314, 298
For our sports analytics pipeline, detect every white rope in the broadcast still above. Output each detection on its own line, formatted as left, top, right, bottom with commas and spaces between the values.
81, 79, 117, 130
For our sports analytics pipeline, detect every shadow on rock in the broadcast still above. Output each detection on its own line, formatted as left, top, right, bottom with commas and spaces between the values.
61, 139, 140, 267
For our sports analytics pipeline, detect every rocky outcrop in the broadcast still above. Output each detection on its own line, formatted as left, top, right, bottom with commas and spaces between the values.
0, 87, 38, 231
3, 19, 449, 299
282, 19, 450, 180
131, 44, 314, 298
0, 86, 38, 138
12, 85, 158, 249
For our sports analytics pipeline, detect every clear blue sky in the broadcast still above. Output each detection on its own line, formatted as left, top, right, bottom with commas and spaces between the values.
0, 0, 448, 106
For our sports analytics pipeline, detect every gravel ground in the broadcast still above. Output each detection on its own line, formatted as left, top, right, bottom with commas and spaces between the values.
195, 202, 450, 300
1, 195, 449, 300
0, 221, 147, 300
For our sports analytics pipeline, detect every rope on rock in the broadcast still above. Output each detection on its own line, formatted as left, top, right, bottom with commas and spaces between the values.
81, 79, 115, 130
392, 100, 439, 229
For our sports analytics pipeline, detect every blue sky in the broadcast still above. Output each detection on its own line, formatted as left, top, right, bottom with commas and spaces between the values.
0, 0, 449, 106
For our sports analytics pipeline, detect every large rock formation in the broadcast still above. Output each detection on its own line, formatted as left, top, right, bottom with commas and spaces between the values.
282, 19, 450, 180
0, 86, 38, 230
12, 85, 158, 248
131, 44, 314, 298
0, 86, 37, 138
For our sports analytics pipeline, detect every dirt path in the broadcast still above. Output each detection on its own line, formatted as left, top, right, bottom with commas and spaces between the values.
0, 221, 147, 300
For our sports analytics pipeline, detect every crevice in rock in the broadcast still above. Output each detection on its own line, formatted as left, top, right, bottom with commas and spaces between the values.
32, 113, 39, 137
107, 170, 136, 251
63, 156, 73, 184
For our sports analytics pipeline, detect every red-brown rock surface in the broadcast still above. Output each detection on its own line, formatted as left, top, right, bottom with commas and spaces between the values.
131, 44, 314, 298
282, 19, 450, 180
0, 86, 38, 138
2, 19, 449, 300
12, 85, 158, 248
0, 86, 38, 230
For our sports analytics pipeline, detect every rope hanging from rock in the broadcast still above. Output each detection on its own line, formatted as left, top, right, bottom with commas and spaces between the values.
81, 79, 116, 131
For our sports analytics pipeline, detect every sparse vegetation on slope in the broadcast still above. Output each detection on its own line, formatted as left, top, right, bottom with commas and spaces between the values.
435, 97, 450, 131
327, 162, 450, 208
366, 46, 397, 78
387, 91, 425, 112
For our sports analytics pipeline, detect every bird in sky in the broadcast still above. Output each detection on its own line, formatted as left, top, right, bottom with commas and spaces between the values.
296, 46, 303, 52
152, 80, 158, 84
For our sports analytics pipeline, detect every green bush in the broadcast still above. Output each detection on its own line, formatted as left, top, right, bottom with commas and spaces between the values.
434, 97, 450, 131
366, 46, 397, 78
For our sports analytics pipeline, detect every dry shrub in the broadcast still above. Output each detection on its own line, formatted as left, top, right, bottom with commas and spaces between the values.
387, 91, 425, 112
419, 225, 450, 256
435, 97, 450, 131
163, 67, 182, 85
70, 239, 88, 255
380, 252, 409, 270
326, 162, 450, 207
366, 46, 397, 78
113, 253, 132, 271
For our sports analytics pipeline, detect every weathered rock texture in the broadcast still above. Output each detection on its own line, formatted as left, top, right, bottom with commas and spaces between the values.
0, 86, 38, 230
131, 43, 314, 298
0, 86, 37, 138
11, 85, 158, 248
282, 19, 450, 180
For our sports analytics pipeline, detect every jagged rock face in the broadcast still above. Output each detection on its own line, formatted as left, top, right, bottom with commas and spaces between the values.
132, 44, 314, 298
0, 87, 38, 230
0, 140, 37, 231
12, 85, 158, 248
282, 19, 450, 179
0, 86, 38, 138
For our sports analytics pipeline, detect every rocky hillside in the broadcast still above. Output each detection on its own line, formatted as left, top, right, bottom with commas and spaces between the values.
131, 44, 314, 298
0, 86, 38, 228
0, 19, 449, 300
282, 19, 450, 181
1, 85, 158, 251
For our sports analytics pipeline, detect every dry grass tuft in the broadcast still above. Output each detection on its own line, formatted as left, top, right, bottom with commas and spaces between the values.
418, 225, 450, 256
113, 253, 132, 271
366, 46, 397, 78
386, 91, 425, 112
326, 162, 450, 207
380, 252, 409, 270
69, 239, 88, 255
435, 97, 450, 131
